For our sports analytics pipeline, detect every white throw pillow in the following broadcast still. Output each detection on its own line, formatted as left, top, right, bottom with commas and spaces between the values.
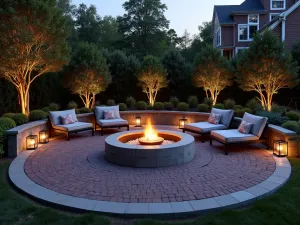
208, 113, 222, 125
238, 120, 253, 134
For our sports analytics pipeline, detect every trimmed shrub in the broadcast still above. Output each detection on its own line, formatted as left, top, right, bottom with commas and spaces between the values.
95, 101, 101, 106
75, 109, 80, 114
0, 117, 16, 157
204, 98, 213, 108
153, 102, 164, 110
29, 110, 47, 121
177, 102, 189, 111
41, 107, 50, 113
136, 101, 147, 110
214, 103, 224, 109
188, 96, 198, 108
79, 107, 92, 114
146, 104, 153, 110
67, 101, 78, 109
245, 98, 260, 112
197, 104, 209, 112
224, 99, 235, 109
107, 99, 116, 106
282, 121, 300, 134
271, 103, 287, 115
169, 97, 179, 108
286, 111, 300, 121
126, 96, 136, 108
12, 113, 28, 126
257, 111, 286, 125
234, 105, 243, 110
119, 103, 127, 111
49, 102, 60, 111
235, 108, 252, 118
2, 113, 15, 119
164, 102, 173, 111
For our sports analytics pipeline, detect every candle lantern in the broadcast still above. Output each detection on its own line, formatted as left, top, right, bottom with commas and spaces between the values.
179, 118, 187, 129
39, 130, 49, 144
135, 116, 142, 127
26, 135, 38, 150
273, 140, 288, 157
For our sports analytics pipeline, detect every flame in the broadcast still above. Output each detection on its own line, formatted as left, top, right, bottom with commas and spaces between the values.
144, 120, 158, 141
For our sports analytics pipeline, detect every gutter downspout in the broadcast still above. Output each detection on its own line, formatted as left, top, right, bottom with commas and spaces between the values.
281, 17, 286, 42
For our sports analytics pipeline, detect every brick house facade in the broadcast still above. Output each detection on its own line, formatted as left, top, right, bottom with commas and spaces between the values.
212, 0, 300, 59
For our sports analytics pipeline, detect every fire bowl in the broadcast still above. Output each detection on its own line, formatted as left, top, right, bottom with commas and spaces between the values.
138, 136, 165, 145
105, 130, 195, 168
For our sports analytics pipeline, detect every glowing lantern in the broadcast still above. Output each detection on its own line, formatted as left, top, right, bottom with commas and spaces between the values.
273, 140, 288, 157
135, 116, 142, 127
179, 118, 187, 129
26, 135, 38, 150
39, 130, 49, 144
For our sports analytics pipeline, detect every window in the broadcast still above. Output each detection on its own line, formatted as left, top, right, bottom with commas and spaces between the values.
238, 24, 258, 41
248, 14, 259, 24
271, 0, 286, 10
270, 13, 280, 21
216, 28, 221, 46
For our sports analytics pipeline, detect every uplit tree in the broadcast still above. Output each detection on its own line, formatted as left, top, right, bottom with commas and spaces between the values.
236, 30, 299, 111
67, 42, 111, 108
193, 45, 233, 105
138, 56, 168, 105
0, 0, 70, 115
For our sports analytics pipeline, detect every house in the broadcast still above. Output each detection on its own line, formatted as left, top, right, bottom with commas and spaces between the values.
212, 0, 300, 59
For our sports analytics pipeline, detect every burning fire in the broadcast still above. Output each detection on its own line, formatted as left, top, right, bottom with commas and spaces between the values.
144, 120, 158, 141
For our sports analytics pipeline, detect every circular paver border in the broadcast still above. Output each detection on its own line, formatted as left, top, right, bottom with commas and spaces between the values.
9, 149, 291, 218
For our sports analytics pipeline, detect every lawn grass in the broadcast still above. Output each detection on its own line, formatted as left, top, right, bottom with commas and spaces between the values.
1, 158, 300, 225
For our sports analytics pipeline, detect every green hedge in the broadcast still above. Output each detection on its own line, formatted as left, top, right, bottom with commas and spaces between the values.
214, 103, 224, 109
281, 121, 300, 134
119, 103, 127, 111
169, 97, 179, 108
79, 107, 92, 114
235, 108, 252, 118
177, 102, 189, 111
126, 96, 136, 108
197, 104, 209, 112
234, 105, 243, 110
0, 117, 16, 157
2, 113, 15, 119
136, 101, 147, 110
224, 99, 235, 109
286, 111, 300, 121
146, 104, 153, 110
49, 103, 60, 111
29, 110, 47, 121
188, 96, 198, 108
257, 111, 286, 125
164, 102, 173, 111
153, 102, 164, 110
12, 113, 28, 126
107, 99, 115, 106
67, 101, 78, 109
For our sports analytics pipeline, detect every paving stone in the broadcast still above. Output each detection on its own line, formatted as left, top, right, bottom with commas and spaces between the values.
149, 203, 173, 214
94, 201, 128, 214
170, 201, 194, 213
257, 181, 281, 191
189, 198, 220, 211
230, 191, 256, 202
214, 195, 240, 207
266, 175, 287, 184
125, 203, 149, 214
245, 185, 270, 197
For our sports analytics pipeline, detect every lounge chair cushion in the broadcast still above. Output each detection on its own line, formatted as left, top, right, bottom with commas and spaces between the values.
211, 129, 259, 143
97, 119, 128, 127
211, 108, 234, 128
53, 122, 93, 132
95, 106, 120, 120
49, 109, 78, 126
184, 122, 227, 134
242, 113, 268, 137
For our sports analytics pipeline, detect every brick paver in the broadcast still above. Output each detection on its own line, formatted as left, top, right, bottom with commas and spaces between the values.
24, 126, 276, 203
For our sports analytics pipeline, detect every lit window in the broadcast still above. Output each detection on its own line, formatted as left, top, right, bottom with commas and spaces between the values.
216, 28, 221, 46
271, 0, 285, 10
248, 15, 259, 24
270, 13, 279, 21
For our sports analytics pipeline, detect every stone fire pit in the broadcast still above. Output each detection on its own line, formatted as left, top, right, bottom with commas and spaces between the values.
105, 130, 195, 168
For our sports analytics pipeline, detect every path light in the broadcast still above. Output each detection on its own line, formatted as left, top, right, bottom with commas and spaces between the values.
26, 135, 38, 150
273, 140, 288, 157
179, 118, 187, 129
135, 116, 141, 127
39, 130, 49, 144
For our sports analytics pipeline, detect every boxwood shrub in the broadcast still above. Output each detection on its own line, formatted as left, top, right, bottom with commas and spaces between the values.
177, 102, 189, 111
234, 105, 243, 110
286, 111, 300, 121
2, 113, 15, 119
49, 102, 60, 111
153, 102, 164, 110
281, 121, 300, 134
29, 110, 47, 121
235, 108, 252, 118
107, 99, 115, 106
256, 111, 286, 125
164, 102, 173, 111
136, 101, 147, 110
188, 96, 198, 108
245, 98, 260, 112
204, 98, 213, 108
67, 101, 78, 109
79, 107, 92, 114
197, 104, 209, 112
0, 117, 16, 157
41, 107, 50, 113
146, 104, 153, 110
12, 113, 28, 126
126, 96, 136, 109
224, 99, 235, 109
169, 97, 179, 108
119, 103, 127, 111
214, 103, 224, 109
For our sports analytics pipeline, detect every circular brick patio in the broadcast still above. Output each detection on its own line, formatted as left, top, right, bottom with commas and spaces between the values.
23, 126, 276, 203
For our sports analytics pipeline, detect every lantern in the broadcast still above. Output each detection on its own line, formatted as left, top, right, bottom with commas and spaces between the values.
135, 116, 142, 127
39, 130, 49, 144
273, 140, 288, 157
179, 118, 187, 129
26, 135, 38, 150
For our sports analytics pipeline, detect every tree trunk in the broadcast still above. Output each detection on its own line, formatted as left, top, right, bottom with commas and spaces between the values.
91, 94, 96, 109
17, 86, 30, 115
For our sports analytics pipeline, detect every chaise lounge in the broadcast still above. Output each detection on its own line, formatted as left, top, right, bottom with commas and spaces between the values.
94, 106, 129, 136
210, 112, 268, 155
183, 108, 234, 142
49, 109, 94, 141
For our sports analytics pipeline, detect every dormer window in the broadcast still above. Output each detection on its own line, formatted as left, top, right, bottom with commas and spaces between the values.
271, 0, 286, 10
248, 14, 259, 24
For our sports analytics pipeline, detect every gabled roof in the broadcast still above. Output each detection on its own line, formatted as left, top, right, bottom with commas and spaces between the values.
214, 0, 266, 25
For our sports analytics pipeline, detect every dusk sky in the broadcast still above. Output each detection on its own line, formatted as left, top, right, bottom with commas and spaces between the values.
72, 0, 244, 36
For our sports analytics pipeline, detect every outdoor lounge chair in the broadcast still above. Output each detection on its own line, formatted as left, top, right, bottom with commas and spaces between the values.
183, 108, 234, 142
210, 112, 268, 155
94, 106, 129, 136
49, 109, 94, 141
